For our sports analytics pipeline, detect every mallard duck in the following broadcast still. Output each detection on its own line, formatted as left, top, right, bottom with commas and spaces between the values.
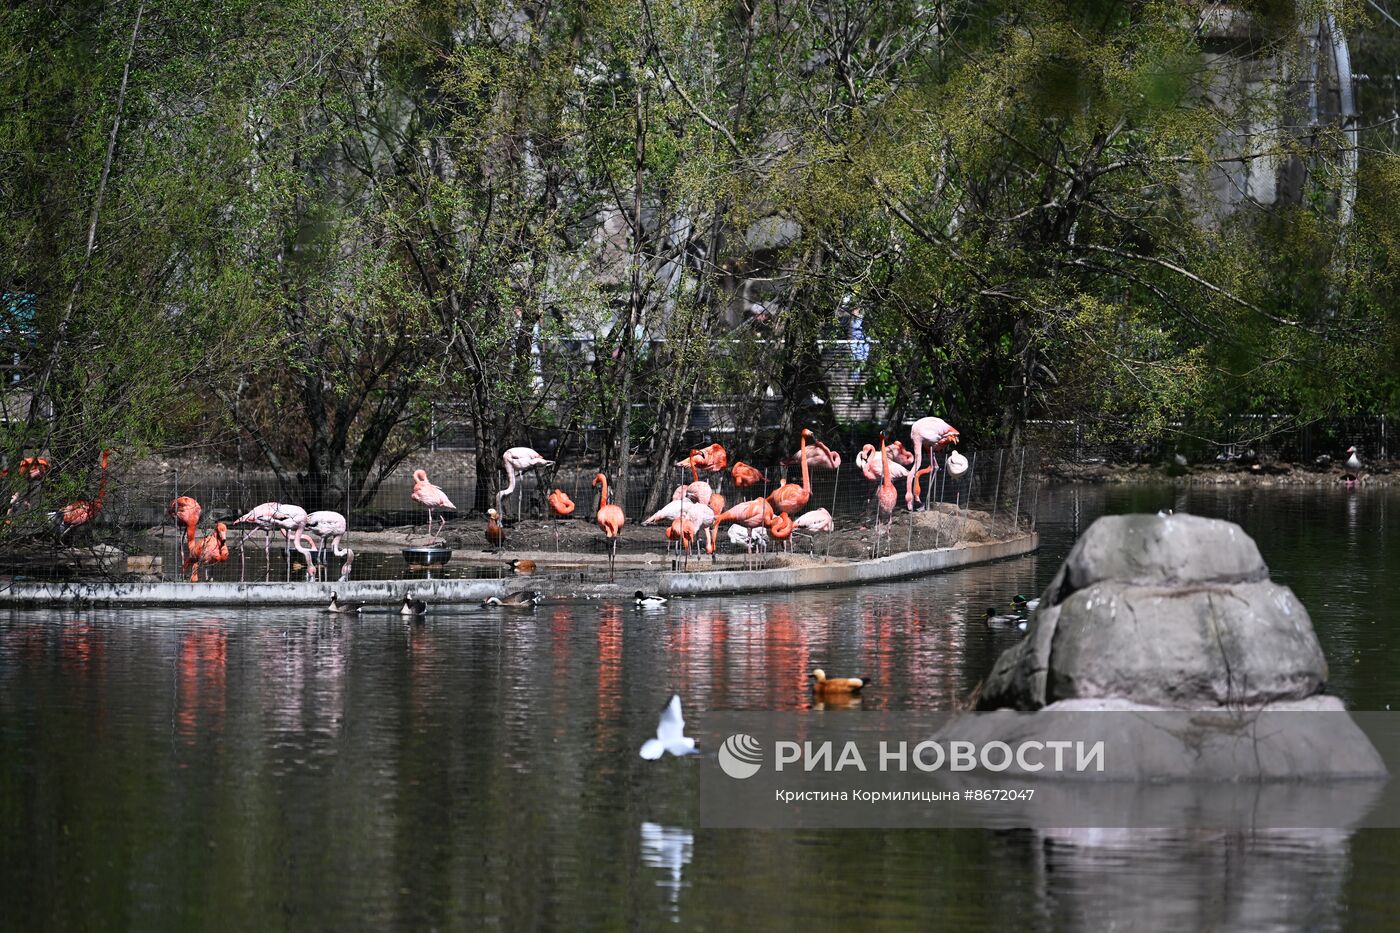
484, 590, 541, 608
810, 668, 869, 694
328, 592, 365, 614
985, 607, 1022, 626
400, 594, 427, 616
635, 591, 667, 606
1012, 594, 1040, 612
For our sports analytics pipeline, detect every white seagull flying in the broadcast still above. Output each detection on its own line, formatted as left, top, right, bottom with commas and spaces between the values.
639, 695, 698, 759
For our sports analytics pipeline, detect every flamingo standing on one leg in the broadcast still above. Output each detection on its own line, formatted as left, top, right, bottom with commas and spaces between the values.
297, 510, 354, 582
169, 496, 202, 565
547, 488, 574, 551
594, 472, 626, 582
876, 433, 898, 556
498, 447, 554, 518
906, 416, 960, 510
56, 449, 114, 536
183, 522, 229, 582
768, 429, 814, 515
411, 469, 456, 541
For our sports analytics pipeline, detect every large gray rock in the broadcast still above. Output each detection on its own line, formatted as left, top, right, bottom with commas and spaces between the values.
1044, 513, 1268, 598
980, 514, 1327, 710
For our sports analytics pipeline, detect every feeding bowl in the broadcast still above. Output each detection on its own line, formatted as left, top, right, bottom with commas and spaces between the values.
402, 546, 454, 569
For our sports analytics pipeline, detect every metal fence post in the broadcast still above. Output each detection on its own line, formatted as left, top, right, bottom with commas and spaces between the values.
1013, 446, 1025, 533
991, 448, 1004, 531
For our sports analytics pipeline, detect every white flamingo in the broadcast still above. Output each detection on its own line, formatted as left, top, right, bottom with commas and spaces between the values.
498, 446, 554, 516
295, 510, 354, 582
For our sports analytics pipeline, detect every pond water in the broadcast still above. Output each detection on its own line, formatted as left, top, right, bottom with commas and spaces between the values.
2, 484, 1397, 929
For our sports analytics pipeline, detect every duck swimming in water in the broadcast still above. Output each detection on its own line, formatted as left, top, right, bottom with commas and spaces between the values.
1012, 594, 1040, 612
484, 590, 541, 608
400, 594, 427, 615
635, 591, 667, 606
328, 592, 365, 614
809, 668, 869, 695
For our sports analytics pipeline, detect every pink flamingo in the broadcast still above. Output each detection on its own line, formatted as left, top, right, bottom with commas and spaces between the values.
857, 444, 910, 482
295, 510, 354, 582
267, 504, 309, 577
876, 433, 898, 555
231, 501, 291, 567
906, 416, 960, 509
411, 469, 456, 540
792, 507, 834, 554
498, 446, 554, 516
594, 472, 625, 581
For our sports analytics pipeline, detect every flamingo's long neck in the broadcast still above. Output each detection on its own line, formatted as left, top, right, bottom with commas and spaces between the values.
689, 452, 700, 484
94, 451, 110, 507
880, 435, 892, 491
498, 460, 518, 510
598, 476, 610, 508
799, 433, 811, 494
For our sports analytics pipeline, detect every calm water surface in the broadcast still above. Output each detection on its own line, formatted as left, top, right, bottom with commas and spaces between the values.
2, 484, 1398, 930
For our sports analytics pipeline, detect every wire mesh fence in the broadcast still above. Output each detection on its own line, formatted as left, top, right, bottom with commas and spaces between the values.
59, 444, 1043, 583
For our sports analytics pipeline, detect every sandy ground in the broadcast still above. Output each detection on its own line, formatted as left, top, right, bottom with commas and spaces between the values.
286, 500, 1026, 570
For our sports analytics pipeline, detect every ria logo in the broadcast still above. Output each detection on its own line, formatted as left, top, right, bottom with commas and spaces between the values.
718, 733, 763, 779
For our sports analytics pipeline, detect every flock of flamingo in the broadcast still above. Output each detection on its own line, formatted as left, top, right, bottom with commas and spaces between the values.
421, 416, 965, 579
24, 416, 962, 583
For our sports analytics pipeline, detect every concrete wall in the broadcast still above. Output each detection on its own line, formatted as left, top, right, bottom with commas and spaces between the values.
0, 533, 1036, 607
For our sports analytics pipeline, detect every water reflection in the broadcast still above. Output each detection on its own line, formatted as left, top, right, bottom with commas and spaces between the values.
639, 822, 693, 917
1, 485, 1398, 928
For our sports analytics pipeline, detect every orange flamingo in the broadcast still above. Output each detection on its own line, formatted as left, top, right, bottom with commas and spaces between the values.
768, 429, 814, 515
731, 461, 763, 488
683, 449, 713, 505
906, 463, 936, 512
876, 432, 898, 556
547, 488, 575, 551
715, 497, 774, 569
594, 472, 625, 581
678, 443, 727, 474
704, 491, 725, 557
183, 522, 229, 582
667, 515, 698, 568
410, 469, 456, 540
57, 449, 114, 534
2, 456, 51, 480
168, 496, 202, 564
885, 440, 916, 467
766, 510, 794, 553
